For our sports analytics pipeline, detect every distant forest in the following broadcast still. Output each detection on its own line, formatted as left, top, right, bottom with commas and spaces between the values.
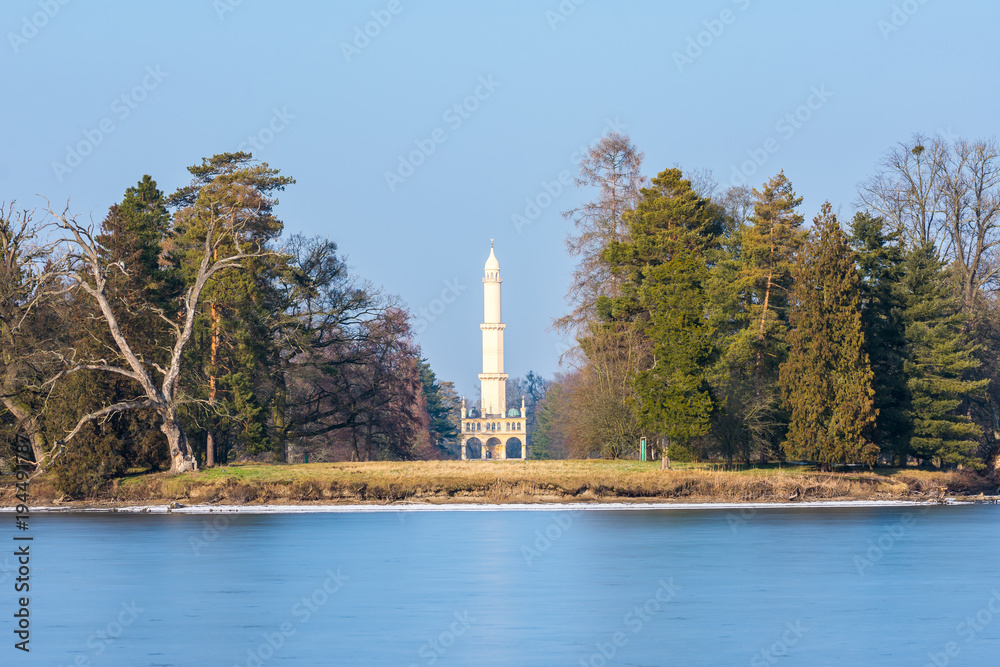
3, 134, 1000, 495
531, 133, 1000, 475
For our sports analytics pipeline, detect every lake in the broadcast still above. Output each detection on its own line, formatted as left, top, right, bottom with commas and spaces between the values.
7, 503, 1000, 666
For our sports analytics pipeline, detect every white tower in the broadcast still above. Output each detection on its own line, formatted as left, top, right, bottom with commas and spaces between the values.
479, 241, 507, 418
460, 242, 527, 461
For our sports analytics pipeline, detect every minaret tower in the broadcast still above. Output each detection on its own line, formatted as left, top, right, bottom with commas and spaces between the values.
460, 241, 527, 460
479, 240, 507, 418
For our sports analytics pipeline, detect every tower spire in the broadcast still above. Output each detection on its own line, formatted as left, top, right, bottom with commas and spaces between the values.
460, 240, 527, 461
480, 241, 506, 416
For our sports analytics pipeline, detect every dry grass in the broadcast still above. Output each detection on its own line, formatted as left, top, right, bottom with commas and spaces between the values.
4, 459, 997, 506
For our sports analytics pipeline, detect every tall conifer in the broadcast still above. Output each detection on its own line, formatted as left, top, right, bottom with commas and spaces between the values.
780, 204, 878, 468
900, 244, 987, 466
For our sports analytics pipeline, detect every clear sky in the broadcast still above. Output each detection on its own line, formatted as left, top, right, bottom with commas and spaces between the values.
4, 0, 998, 399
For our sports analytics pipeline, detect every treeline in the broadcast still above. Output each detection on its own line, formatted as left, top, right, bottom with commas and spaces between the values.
536, 133, 1000, 471
0, 153, 460, 495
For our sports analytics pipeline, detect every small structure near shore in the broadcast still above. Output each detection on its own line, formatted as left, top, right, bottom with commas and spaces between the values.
460, 242, 527, 460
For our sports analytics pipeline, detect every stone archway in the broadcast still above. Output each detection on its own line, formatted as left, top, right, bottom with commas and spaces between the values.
484, 437, 504, 460
464, 437, 483, 460
505, 437, 523, 459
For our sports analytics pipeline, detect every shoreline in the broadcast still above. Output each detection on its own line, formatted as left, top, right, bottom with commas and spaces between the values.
5, 460, 996, 510
0, 498, 973, 514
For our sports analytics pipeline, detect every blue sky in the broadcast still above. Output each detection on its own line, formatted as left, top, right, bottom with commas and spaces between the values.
3, 0, 998, 399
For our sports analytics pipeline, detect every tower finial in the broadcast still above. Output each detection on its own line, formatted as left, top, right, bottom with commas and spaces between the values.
490, 238, 494, 248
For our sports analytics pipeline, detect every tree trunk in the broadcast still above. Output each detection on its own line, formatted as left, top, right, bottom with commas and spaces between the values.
660, 436, 670, 470
2, 397, 48, 465
205, 300, 220, 468
160, 411, 197, 473
755, 267, 774, 382
989, 402, 1000, 479
364, 419, 374, 462
273, 379, 287, 463
351, 428, 359, 462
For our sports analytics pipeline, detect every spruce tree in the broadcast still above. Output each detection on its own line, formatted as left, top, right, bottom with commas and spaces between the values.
780, 203, 878, 468
848, 212, 910, 464
900, 244, 987, 467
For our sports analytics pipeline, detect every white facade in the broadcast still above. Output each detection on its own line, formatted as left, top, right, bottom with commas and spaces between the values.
460, 243, 527, 460
479, 244, 506, 417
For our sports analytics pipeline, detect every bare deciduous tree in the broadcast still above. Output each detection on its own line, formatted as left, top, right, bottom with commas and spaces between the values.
935, 138, 1000, 308
858, 134, 948, 250
37, 203, 272, 474
556, 132, 644, 334
860, 134, 1000, 309
1, 204, 70, 465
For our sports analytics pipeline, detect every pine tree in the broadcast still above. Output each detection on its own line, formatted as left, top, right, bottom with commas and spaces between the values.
780, 203, 878, 469
900, 244, 987, 467
735, 171, 806, 382
848, 212, 910, 464
701, 173, 805, 463
168, 152, 294, 465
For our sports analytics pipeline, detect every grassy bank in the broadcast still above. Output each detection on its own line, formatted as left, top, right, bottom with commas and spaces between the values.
6, 460, 999, 507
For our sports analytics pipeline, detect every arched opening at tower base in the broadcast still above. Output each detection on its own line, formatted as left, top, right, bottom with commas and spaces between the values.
505, 437, 522, 459
484, 437, 504, 459
465, 438, 483, 460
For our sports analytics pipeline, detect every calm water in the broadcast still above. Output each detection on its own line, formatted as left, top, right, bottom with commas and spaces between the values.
6, 505, 1000, 666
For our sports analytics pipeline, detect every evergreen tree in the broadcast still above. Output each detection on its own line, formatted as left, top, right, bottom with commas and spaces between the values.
417, 359, 460, 458
848, 211, 910, 464
601, 169, 722, 462
735, 171, 806, 382
780, 203, 878, 469
900, 244, 987, 466
50, 177, 178, 494
602, 168, 724, 322
168, 152, 294, 464
631, 249, 715, 465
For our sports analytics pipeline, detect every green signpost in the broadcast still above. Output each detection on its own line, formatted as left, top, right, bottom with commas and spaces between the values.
640, 437, 647, 462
